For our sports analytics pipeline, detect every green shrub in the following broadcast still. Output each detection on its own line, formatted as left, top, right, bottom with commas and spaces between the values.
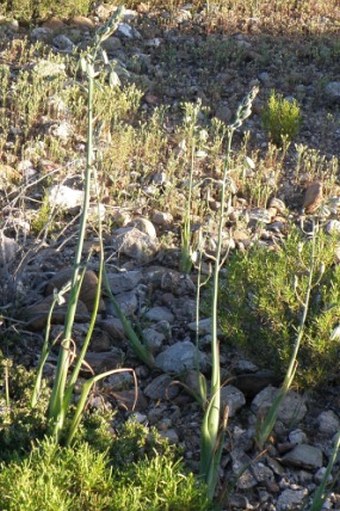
6, 0, 93, 20
218, 228, 340, 386
262, 90, 301, 145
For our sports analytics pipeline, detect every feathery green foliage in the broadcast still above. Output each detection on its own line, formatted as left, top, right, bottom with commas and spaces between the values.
219, 228, 340, 386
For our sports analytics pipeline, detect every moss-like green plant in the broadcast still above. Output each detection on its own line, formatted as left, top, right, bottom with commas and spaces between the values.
262, 90, 301, 145
0, 429, 211, 511
0, 364, 49, 462
219, 227, 340, 386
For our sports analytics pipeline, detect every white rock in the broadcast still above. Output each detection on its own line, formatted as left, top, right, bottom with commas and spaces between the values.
126, 218, 157, 239
117, 22, 141, 39
48, 184, 84, 210
112, 226, 158, 263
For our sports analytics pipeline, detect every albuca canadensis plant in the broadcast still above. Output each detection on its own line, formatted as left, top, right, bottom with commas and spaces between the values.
200, 86, 259, 500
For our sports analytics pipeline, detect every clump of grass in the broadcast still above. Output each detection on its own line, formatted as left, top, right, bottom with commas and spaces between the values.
262, 90, 301, 146
219, 227, 340, 387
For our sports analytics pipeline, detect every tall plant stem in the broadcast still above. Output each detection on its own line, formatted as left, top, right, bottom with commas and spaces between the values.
200, 128, 234, 497
210, 130, 233, 427
48, 71, 94, 439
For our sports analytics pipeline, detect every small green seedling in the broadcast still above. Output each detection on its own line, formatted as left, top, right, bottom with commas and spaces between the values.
262, 90, 301, 145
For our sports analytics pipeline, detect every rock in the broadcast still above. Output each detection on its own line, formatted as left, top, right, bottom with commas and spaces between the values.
128, 411, 148, 424
251, 386, 307, 425
90, 328, 112, 352
142, 327, 165, 353
277, 489, 308, 510
288, 429, 308, 445
282, 444, 323, 470
105, 371, 134, 391
248, 208, 273, 224
69, 15, 94, 30
126, 218, 157, 239
268, 197, 286, 214
228, 494, 252, 509
172, 297, 196, 322
188, 318, 213, 335
317, 410, 340, 436
145, 306, 174, 323
258, 71, 271, 85
155, 340, 207, 374
23, 295, 90, 330
42, 17, 66, 31
151, 210, 173, 226
231, 450, 257, 489
150, 171, 167, 186
220, 385, 246, 417
30, 27, 53, 43
148, 268, 196, 296
302, 181, 323, 213
110, 290, 138, 317
181, 370, 205, 399
0, 234, 19, 265
84, 348, 124, 373
102, 36, 122, 53
233, 370, 281, 397
105, 270, 143, 294
52, 34, 75, 53
144, 374, 179, 400
324, 81, 340, 104
314, 466, 333, 484
46, 268, 104, 313
117, 22, 141, 39
252, 462, 274, 483
325, 219, 340, 235
160, 428, 179, 444
111, 389, 147, 411
48, 184, 84, 210
215, 100, 232, 124
100, 318, 125, 341
112, 226, 158, 263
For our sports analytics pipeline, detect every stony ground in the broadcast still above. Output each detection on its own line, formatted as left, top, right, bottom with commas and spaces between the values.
0, 3, 340, 510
